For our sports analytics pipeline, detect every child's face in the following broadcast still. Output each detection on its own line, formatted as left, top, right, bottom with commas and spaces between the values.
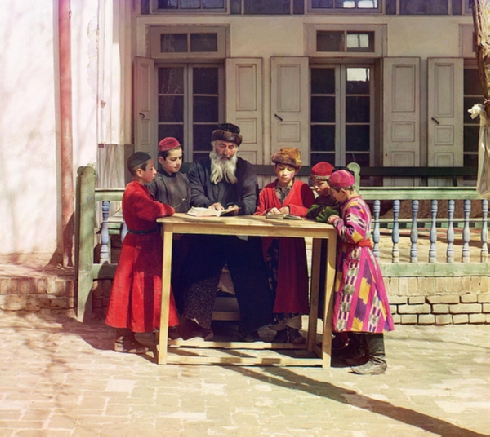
137, 159, 157, 184
330, 187, 348, 203
274, 164, 298, 187
159, 148, 183, 175
312, 177, 331, 196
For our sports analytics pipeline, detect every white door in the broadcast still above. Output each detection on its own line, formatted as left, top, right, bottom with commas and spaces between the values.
383, 57, 421, 186
134, 57, 154, 157
427, 58, 464, 173
271, 57, 310, 164
225, 58, 263, 165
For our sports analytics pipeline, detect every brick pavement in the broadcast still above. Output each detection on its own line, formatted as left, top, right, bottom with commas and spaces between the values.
0, 312, 489, 436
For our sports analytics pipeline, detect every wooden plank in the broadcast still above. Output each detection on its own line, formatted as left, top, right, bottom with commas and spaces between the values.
76, 166, 96, 322
168, 340, 306, 349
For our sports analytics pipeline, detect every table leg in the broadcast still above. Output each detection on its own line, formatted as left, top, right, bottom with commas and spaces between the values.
322, 233, 337, 368
307, 239, 322, 352
158, 227, 173, 365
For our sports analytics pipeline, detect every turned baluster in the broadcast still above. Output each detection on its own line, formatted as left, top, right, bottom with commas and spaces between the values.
429, 200, 438, 263
100, 200, 110, 263
446, 199, 454, 263
481, 199, 488, 263
462, 199, 471, 262
372, 200, 380, 259
392, 200, 400, 263
409, 200, 418, 263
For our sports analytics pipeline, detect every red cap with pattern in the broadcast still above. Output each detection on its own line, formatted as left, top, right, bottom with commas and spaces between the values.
329, 169, 355, 189
158, 137, 181, 152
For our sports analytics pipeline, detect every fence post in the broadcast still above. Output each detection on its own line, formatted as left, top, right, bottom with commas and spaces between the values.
75, 166, 96, 322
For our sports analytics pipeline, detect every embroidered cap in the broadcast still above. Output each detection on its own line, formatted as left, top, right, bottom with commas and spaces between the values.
211, 123, 243, 146
158, 137, 180, 152
329, 169, 355, 189
310, 162, 334, 180
271, 147, 302, 169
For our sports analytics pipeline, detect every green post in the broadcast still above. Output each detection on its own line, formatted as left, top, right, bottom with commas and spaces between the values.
75, 166, 96, 322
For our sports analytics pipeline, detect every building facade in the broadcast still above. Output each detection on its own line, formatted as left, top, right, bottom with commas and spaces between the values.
0, 0, 485, 263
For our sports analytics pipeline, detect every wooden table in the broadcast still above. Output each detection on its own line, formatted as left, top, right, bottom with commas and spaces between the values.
156, 214, 337, 367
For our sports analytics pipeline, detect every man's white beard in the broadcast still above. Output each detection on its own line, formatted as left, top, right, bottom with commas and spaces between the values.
209, 149, 238, 184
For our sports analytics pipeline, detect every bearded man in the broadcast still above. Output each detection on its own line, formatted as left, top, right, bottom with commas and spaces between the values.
179, 123, 274, 341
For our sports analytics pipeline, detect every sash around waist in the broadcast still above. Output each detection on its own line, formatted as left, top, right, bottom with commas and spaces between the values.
127, 227, 158, 235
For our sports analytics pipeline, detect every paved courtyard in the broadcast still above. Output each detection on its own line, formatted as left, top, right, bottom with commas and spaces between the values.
0, 311, 489, 436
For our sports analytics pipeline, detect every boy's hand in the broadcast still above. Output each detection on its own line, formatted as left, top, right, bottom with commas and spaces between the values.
268, 207, 282, 215
327, 214, 340, 224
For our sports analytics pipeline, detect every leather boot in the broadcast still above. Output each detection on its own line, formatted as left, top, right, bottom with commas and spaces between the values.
343, 334, 368, 366
114, 328, 148, 354
351, 333, 387, 375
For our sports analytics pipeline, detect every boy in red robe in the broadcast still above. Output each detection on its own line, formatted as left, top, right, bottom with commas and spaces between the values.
105, 152, 179, 354
255, 148, 315, 344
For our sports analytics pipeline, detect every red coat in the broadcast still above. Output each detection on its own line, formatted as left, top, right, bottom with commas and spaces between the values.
255, 179, 315, 313
105, 181, 179, 332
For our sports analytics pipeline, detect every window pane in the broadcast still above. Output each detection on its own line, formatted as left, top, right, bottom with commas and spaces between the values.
464, 153, 478, 167
346, 32, 374, 52
193, 68, 219, 94
464, 69, 483, 95
180, 0, 201, 8
358, 0, 378, 7
159, 68, 184, 94
160, 34, 187, 52
346, 68, 370, 94
311, 68, 335, 94
194, 125, 215, 151
464, 126, 479, 152
244, 0, 290, 14
203, 0, 225, 7
310, 153, 335, 166
346, 152, 369, 167
317, 31, 344, 51
158, 125, 184, 145
346, 125, 370, 151
159, 96, 184, 122
312, 0, 333, 7
311, 125, 336, 151
194, 96, 219, 122
346, 97, 370, 122
399, 0, 448, 15
190, 33, 218, 52
311, 96, 336, 122
158, 0, 178, 8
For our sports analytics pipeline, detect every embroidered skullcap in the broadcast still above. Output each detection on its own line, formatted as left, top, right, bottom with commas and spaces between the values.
329, 169, 355, 189
127, 152, 151, 172
271, 148, 302, 169
310, 162, 334, 179
211, 123, 243, 146
158, 137, 180, 152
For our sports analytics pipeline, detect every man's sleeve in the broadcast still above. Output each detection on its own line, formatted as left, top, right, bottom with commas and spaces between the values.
188, 162, 212, 207
236, 162, 258, 215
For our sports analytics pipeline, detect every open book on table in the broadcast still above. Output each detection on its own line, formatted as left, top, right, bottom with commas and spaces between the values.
186, 206, 237, 217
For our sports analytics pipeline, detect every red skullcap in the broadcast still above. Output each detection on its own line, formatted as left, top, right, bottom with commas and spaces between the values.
310, 162, 334, 178
158, 137, 180, 152
329, 169, 355, 189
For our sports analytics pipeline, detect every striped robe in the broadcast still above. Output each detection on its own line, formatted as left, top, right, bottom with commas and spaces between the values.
330, 195, 394, 334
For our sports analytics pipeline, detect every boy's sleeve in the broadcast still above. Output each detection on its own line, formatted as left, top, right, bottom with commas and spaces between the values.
288, 183, 316, 217
132, 190, 175, 221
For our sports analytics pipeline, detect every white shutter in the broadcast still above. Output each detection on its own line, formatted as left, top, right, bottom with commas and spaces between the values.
271, 57, 309, 164
133, 57, 154, 157
427, 58, 464, 174
383, 57, 421, 186
225, 58, 263, 164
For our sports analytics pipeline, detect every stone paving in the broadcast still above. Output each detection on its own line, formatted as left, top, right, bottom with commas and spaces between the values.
0, 311, 489, 436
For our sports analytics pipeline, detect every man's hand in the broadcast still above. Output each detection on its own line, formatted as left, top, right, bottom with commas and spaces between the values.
268, 207, 282, 215
227, 205, 240, 216
209, 202, 224, 211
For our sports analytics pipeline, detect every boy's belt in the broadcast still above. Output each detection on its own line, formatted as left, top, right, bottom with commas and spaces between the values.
347, 240, 373, 250
127, 227, 158, 235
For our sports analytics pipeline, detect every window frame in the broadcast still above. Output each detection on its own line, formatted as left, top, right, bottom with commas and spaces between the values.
150, 0, 227, 13
306, 24, 386, 58
149, 25, 228, 60
308, 0, 382, 14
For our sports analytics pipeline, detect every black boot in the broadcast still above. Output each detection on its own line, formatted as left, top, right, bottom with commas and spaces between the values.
342, 334, 368, 366
351, 333, 387, 375
114, 328, 148, 354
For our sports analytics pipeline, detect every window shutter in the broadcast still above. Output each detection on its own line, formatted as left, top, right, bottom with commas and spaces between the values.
133, 57, 154, 157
